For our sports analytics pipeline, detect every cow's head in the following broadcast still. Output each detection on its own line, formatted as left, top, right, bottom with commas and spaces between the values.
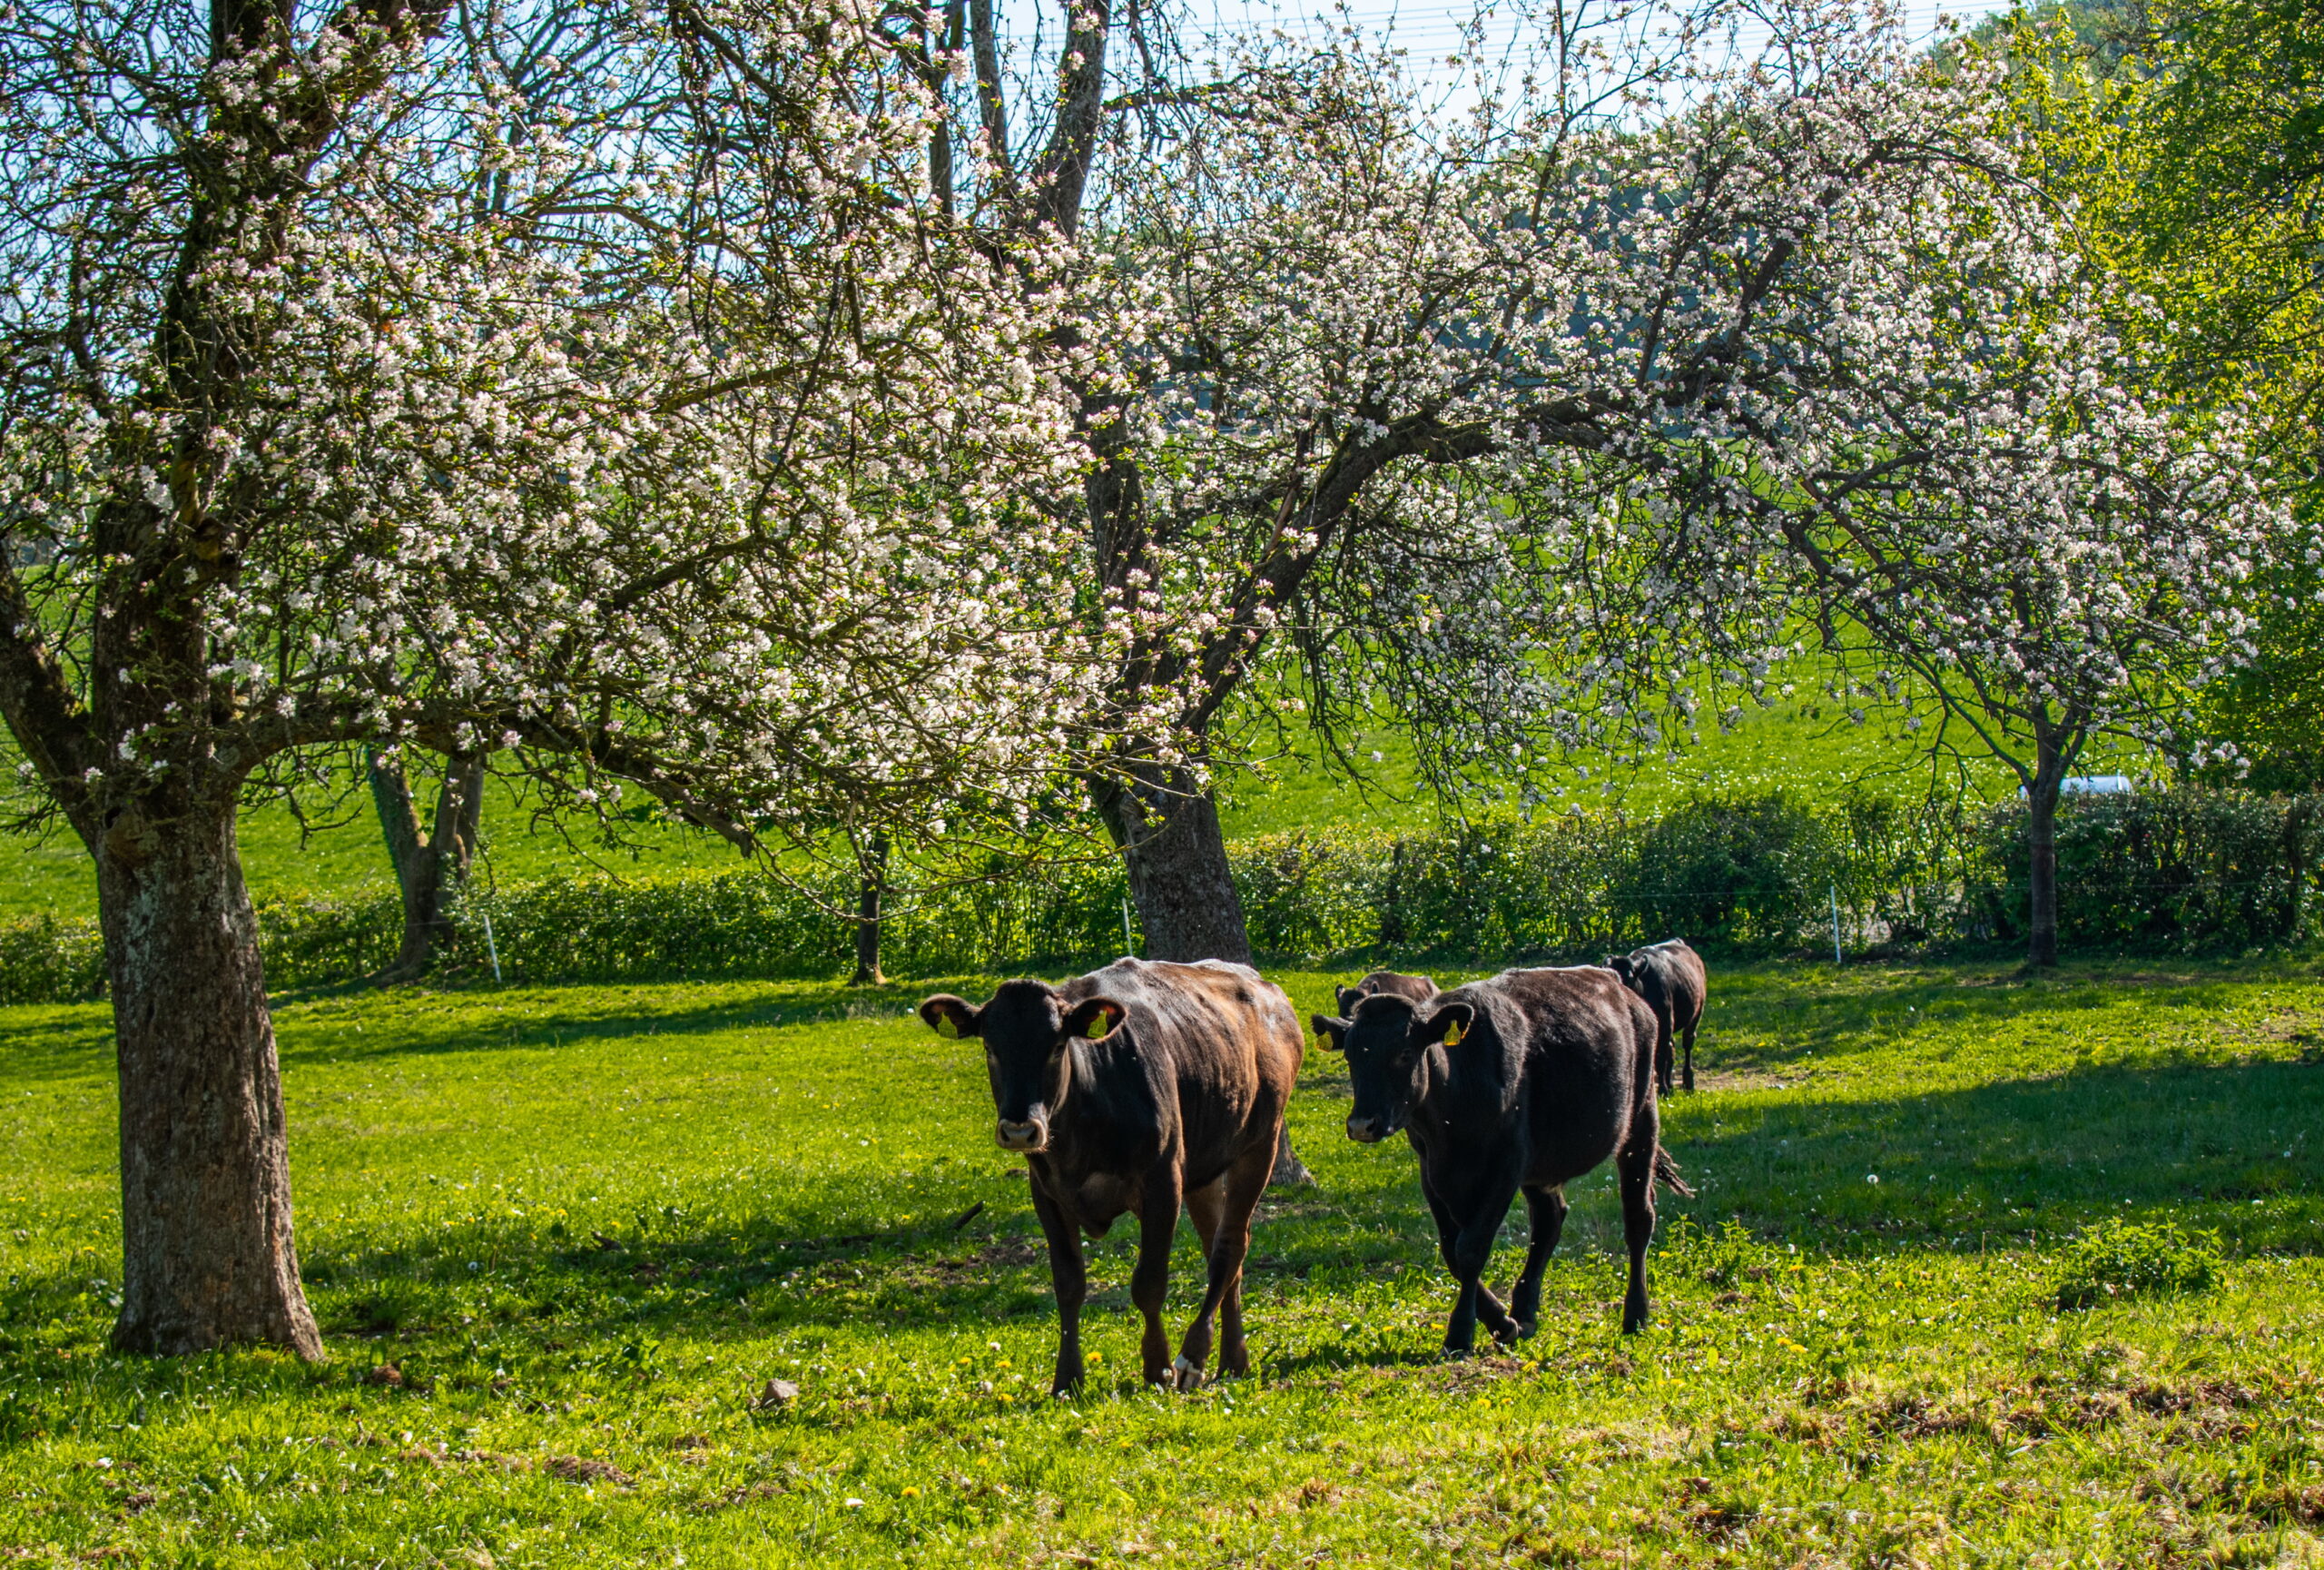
1603, 954, 1639, 990
1309, 993, 1475, 1143
919, 981, 1125, 1153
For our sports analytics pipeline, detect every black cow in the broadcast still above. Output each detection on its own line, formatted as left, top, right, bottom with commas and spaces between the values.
1333, 969, 1439, 1017
920, 958, 1301, 1394
1312, 965, 1690, 1351
1604, 938, 1708, 1094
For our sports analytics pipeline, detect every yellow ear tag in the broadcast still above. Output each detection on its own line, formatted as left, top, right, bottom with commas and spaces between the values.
1084, 1012, 1114, 1039
1443, 1020, 1465, 1046
932, 1014, 960, 1039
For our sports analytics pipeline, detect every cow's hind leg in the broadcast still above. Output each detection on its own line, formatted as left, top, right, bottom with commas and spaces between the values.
1681, 1017, 1699, 1094
1617, 1119, 1661, 1335
1131, 1160, 1184, 1387
1178, 1134, 1272, 1386
1509, 1184, 1569, 1336
1181, 1175, 1226, 1383
1653, 995, 1677, 1097
1029, 1180, 1089, 1396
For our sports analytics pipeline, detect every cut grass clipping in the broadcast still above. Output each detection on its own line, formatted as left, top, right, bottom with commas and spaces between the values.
2053, 1216, 2226, 1311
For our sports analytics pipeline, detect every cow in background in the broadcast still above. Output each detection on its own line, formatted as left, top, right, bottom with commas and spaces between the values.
1333, 969, 1438, 1016
919, 958, 1301, 1394
1605, 938, 1708, 1095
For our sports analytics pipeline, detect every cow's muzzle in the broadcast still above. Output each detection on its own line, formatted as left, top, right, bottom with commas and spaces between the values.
1345, 1113, 1389, 1144
995, 1114, 1050, 1152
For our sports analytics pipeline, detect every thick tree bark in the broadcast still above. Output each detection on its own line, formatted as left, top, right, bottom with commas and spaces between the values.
1091, 763, 1254, 965
369, 750, 484, 980
1092, 760, 1313, 1185
95, 789, 322, 1358
851, 831, 888, 986
2026, 736, 2064, 970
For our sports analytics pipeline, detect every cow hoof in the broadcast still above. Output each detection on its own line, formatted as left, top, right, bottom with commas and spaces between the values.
1171, 1355, 1204, 1391
1513, 1319, 1539, 1341
1441, 1344, 1472, 1363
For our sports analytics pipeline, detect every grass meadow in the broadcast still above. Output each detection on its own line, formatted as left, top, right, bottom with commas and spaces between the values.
2, 958, 2321, 1565
3, 674, 2115, 922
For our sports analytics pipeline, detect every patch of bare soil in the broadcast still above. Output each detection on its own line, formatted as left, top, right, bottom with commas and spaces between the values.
898, 1237, 1045, 1289
547, 1456, 632, 1487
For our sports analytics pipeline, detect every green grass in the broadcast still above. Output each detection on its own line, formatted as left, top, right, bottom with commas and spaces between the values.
1214, 692, 2076, 837
5, 662, 2164, 920
0, 774, 745, 922
3, 956, 2322, 1565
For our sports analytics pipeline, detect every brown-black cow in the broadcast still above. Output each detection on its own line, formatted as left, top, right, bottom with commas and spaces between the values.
919, 958, 1301, 1395
1333, 969, 1439, 1018
1312, 965, 1690, 1351
1604, 938, 1708, 1094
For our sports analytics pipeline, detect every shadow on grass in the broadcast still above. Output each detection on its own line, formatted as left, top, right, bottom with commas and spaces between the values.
260, 954, 2306, 1069
1660, 1055, 2323, 1254
265, 974, 1038, 1065
6, 964, 2318, 1359
168, 1052, 2295, 1358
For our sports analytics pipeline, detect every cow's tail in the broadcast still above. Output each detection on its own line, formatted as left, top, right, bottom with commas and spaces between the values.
1653, 1148, 1696, 1200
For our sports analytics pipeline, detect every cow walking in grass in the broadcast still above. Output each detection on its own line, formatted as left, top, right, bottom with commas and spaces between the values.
1313, 965, 1690, 1351
919, 958, 1300, 1394
1606, 938, 1708, 1095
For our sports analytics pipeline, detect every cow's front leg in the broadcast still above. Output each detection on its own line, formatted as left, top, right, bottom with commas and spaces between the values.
1029, 1175, 1088, 1396
1440, 1160, 1524, 1358
1130, 1160, 1183, 1387
1423, 1171, 1517, 1353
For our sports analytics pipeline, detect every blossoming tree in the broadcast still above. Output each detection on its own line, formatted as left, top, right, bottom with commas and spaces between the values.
0, 0, 1101, 1353
953, 0, 2279, 976
1501, 25, 2281, 966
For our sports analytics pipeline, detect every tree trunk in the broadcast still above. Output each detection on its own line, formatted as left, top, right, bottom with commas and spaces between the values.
370, 750, 484, 980
2026, 740, 2064, 969
1092, 762, 1256, 964
851, 831, 888, 986
95, 789, 322, 1358
1092, 760, 1313, 1185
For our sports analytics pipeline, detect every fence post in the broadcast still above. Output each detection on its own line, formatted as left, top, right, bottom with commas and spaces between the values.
1121, 895, 1136, 958
1830, 883, 1843, 965
483, 912, 504, 984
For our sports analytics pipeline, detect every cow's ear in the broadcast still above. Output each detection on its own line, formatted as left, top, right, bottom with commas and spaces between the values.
1414, 1002, 1475, 1049
1334, 985, 1362, 1015
1311, 1014, 1350, 1051
920, 995, 983, 1040
1061, 997, 1125, 1042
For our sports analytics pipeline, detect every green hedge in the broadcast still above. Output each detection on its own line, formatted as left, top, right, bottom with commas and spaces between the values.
0, 914, 105, 1005
1967, 787, 2323, 950
5, 787, 2318, 1005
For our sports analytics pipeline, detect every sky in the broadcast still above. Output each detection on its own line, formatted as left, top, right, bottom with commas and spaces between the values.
1000, 0, 2030, 122
1187, 0, 2020, 57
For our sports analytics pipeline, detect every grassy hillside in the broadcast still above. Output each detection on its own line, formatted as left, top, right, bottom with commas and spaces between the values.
1, 681, 2161, 921
1213, 687, 2116, 835
1, 772, 748, 922
0, 956, 2319, 1565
